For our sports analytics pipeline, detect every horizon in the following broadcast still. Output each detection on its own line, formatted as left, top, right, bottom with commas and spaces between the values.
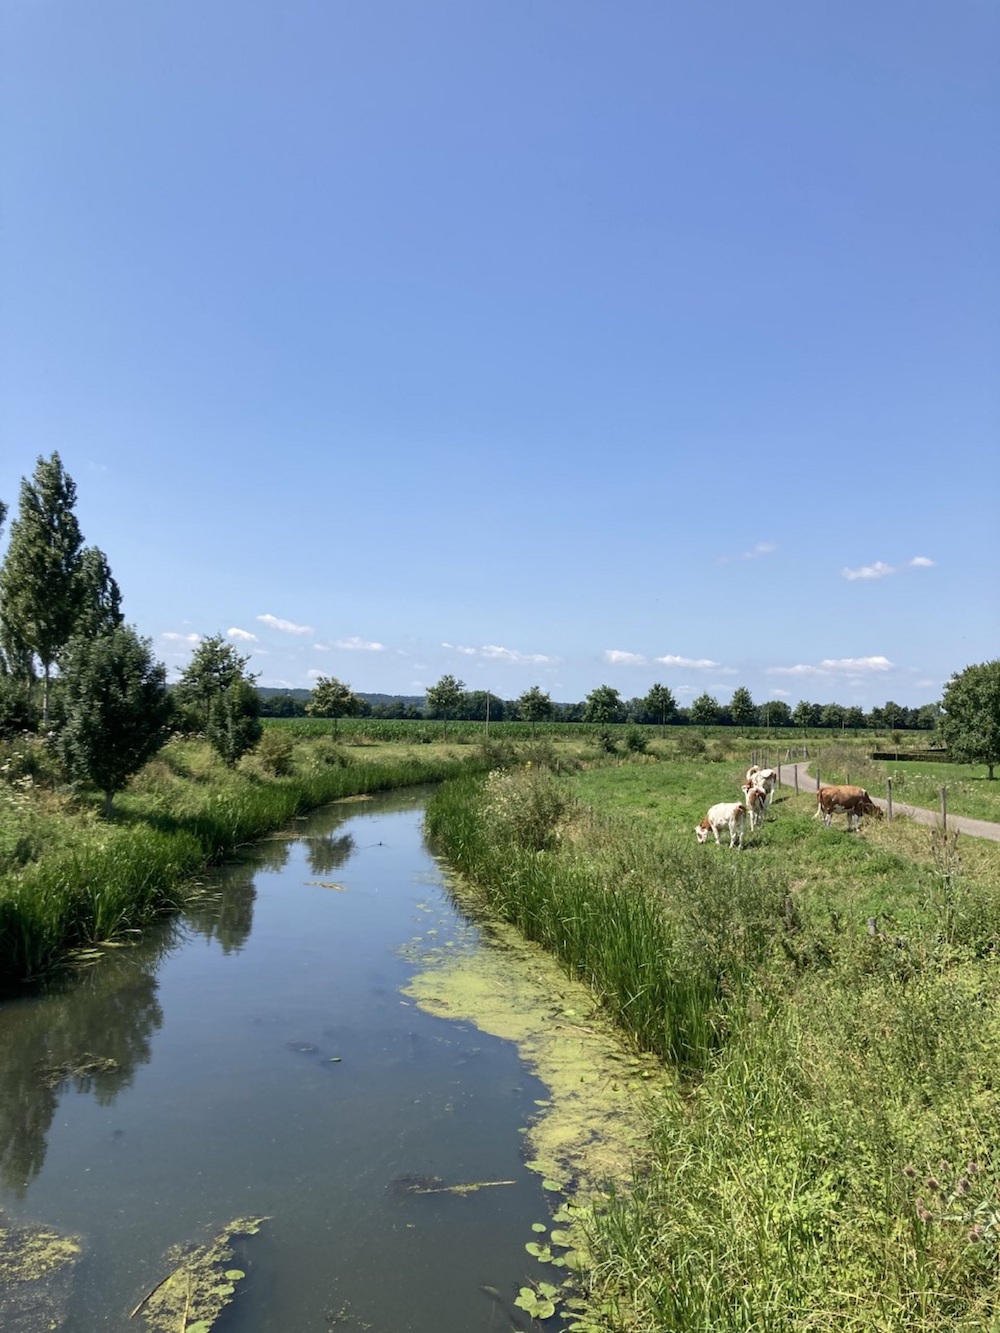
3, 4, 996, 710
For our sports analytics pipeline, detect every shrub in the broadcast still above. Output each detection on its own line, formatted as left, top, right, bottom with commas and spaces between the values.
480, 768, 570, 852
624, 726, 650, 755
253, 728, 295, 777
675, 733, 706, 758
594, 727, 618, 755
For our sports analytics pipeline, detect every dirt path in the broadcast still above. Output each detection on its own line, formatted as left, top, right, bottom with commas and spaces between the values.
777, 762, 1000, 844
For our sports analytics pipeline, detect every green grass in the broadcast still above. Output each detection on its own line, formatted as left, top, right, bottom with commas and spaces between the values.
426, 751, 1000, 1331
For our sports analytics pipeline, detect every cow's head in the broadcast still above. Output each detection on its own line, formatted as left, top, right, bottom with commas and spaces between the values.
695, 819, 711, 843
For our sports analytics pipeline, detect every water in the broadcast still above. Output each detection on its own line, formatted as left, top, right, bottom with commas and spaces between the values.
0, 788, 559, 1331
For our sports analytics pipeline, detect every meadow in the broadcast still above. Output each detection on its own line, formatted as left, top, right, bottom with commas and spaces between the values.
426, 743, 1000, 1332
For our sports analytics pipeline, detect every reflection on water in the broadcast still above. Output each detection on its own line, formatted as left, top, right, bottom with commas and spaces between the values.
0, 931, 172, 1197
0, 788, 556, 1333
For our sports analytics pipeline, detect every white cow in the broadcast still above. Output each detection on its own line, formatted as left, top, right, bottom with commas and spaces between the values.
695, 802, 746, 848
745, 765, 778, 808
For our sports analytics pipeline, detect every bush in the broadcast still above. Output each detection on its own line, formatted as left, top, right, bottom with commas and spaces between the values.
480, 768, 570, 852
0, 675, 38, 738
675, 733, 706, 758
253, 728, 295, 777
594, 727, 618, 755
624, 726, 650, 755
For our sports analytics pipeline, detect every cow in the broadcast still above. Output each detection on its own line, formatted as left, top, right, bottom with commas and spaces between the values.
745, 766, 778, 808
741, 782, 768, 830
695, 801, 746, 848
814, 784, 883, 831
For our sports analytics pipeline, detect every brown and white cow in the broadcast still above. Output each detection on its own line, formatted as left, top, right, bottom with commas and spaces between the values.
814, 784, 883, 831
695, 801, 746, 848
741, 782, 768, 830
746, 766, 778, 808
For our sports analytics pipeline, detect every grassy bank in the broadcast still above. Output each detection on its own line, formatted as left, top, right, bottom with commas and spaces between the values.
426, 751, 1000, 1330
0, 731, 484, 991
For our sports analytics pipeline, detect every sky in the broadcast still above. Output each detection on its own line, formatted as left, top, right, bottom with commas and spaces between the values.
1, 1, 997, 709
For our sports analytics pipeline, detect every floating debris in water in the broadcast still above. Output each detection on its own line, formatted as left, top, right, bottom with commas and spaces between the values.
35, 1054, 119, 1089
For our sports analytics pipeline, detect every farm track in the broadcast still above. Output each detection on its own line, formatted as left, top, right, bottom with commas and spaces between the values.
780, 762, 1000, 843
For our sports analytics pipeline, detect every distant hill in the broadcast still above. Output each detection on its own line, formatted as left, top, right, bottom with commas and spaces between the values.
257, 686, 426, 709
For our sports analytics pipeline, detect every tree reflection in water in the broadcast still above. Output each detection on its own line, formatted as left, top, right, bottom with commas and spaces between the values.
183, 862, 258, 955
304, 833, 354, 876
0, 932, 173, 1196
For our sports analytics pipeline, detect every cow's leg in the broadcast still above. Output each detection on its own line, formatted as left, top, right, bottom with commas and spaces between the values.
823, 811, 833, 828
713, 826, 721, 845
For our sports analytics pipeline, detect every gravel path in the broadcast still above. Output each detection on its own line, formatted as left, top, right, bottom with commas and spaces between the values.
777, 762, 1000, 844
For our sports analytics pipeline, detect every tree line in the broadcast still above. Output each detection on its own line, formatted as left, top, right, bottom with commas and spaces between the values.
2, 454, 999, 810
268, 674, 943, 733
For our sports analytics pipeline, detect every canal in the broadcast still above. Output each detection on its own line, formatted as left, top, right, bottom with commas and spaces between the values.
0, 787, 566, 1331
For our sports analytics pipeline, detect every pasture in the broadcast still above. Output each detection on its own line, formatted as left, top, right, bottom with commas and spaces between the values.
428, 746, 1000, 1332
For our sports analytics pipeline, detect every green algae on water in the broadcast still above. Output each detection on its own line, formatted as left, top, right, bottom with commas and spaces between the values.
134, 1215, 267, 1332
0, 1210, 83, 1333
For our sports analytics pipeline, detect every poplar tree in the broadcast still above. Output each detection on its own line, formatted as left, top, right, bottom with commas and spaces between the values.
0, 453, 85, 721
73, 546, 124, 639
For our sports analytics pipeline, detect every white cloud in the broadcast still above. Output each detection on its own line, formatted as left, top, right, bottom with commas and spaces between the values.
261, 677, 295, 688
443, 642, 555, 665
842, 561, 895, 581
654, 654, 721, 669
821, 656, 893, 673
481, 644, 555, 664
604, 650, 647, 666
768, 655, 894, 677
227, 627, 257, 642
256, 613, 314, 635
770, 688, 792, 698
842, 555, 934, 581
718, 540, 777, 564
161, 631, 201, 644
307, 669, 325, 681
334, 636, 385, 652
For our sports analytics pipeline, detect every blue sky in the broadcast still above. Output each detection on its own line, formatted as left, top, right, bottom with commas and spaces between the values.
2, 2, 997, 708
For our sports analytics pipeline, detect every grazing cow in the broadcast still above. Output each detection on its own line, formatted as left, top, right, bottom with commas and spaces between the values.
814, 784, 883, 831
741, 782, 768, 830
695, 801, 746, 848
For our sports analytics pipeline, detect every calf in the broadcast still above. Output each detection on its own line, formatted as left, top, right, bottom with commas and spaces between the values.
741, 782, 768, 830
814, 784, 883, 831
695, 801, 746, 848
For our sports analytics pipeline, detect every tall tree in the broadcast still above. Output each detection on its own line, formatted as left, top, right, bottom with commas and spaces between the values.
518, 685, 554, 725
639, 683, 677, 727
689, 692, 721, 726
306, 675, 365, 732
55, 626, 171, 814
425, 674, 466, 734
940, 660, 1000, 779
583, 684, 625, 724
0, 453, 85, 721
175, 634, 256, 730
73, 546, 124, 639
728, 686, 757, 728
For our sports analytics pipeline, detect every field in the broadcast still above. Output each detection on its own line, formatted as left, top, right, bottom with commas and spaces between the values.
426, 745, 1000, 1332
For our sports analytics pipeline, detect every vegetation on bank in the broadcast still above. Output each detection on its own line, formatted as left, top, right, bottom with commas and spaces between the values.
426, 747, 1000, 1331
0, 732, 484, 992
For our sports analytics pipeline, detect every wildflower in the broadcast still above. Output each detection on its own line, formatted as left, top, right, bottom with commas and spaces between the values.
925, 1177, 942, 1194
956, 1176, 971, 1197
968, 1225, 984, 1243
967, 1162, 980, 1177
902, 1164, 917, 1179
915, 1198, 933, 1223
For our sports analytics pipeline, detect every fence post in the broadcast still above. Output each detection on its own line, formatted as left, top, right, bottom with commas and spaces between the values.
940, 786, 947, 833
816, 767, 821, 794
887, 776, 893, 822
794, 765, 799, 795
